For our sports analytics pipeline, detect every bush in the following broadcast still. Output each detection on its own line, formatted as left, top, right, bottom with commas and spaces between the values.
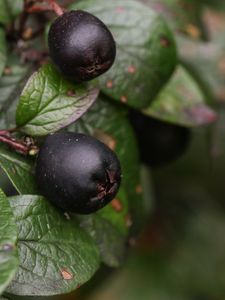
0, 0, 223, 299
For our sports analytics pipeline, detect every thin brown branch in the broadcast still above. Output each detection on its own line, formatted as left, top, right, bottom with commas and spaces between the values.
47, 0, 64, 16
0, 129, 39, 156
26, 0, 64, 16
0, 135, 30, 155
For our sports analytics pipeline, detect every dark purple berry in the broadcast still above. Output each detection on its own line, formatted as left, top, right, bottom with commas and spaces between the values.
35, 132, 121, 214
129, 110, 191, 167
48, 10, 116, 82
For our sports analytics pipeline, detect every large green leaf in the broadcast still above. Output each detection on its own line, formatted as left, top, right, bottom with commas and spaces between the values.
143, 66, 217, 126
0, 29, 7, 78
16, 64, 99, 136
0, 189, 18, 295
7, 195, 100, 296
71, 0, 177, 108
69, 96, 149, 265
0, 145, 37, 195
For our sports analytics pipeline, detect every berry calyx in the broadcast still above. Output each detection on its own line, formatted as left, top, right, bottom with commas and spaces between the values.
48, 10, 116, 82
35, 132, 121, 214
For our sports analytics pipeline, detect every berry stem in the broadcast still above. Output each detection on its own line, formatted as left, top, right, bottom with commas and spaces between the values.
26, 5, 53, 13
47, 0, 64, 16
26, 0, 64, 16
0, 130, 10, 137
0, 135, 30, 154
0, 130, 38, 155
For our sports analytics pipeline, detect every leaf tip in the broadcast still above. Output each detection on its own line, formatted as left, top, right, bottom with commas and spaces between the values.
185, 105, 218, 126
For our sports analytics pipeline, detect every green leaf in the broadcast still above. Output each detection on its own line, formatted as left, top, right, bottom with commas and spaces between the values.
0, 29, 7, 77
78, 186, 129, 267
0, 1, 23, 24
7, 195, 100, 296
168, 208, 225, 297
69, 96, 149, 265
71, 0, 177, 108
0, 189, 19, 295
179, 35, 225, 103
140, 0, 206, 40
0, 55, 31, 129
143, 66, 217, 127
88, 257, 189, 300
87, 207, 225, 300
0, 58, 30, 107
5, 0, 23, 19
209, 107, 225, 167
140, 165, 155, 215
16, 64, 99, 136
0, 145, 37, 194
0, 2, 10, 25
200, 0, 225, 10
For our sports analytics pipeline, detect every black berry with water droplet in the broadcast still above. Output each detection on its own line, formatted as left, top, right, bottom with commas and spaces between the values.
35, 132, 121, 214
48, 10, 116, 82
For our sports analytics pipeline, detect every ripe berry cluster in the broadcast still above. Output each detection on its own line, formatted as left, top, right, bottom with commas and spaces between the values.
35, 9, 120, 214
